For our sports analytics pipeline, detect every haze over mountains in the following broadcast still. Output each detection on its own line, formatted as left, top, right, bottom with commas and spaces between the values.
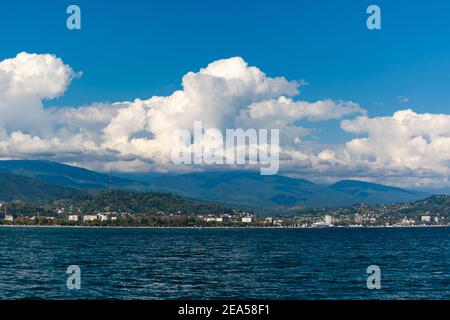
0, 160, 431, 213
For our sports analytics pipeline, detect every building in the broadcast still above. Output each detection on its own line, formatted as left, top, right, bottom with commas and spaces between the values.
324, 215, 333, 225
97, 214, 108, 221
1, 203, 13, 222
241, 217, 252, 223
265, 217, 273, 224
400, 218, 415, 226
68, 215, 79, 222
421, 215, 431, 222
312, 221, 332, 228
274, 219, 284, 226
83, 215, 98, 222
354, 215, 363, 224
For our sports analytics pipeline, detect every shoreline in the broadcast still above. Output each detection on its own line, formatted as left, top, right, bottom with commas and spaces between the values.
0, 224, 449, 229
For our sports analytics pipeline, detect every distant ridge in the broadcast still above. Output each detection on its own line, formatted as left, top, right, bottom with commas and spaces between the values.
0, 160, 430, 212
329, 180, 422, 205
147, 171, 428, 212
0, 173, 84, 203
0, 160, 146, 191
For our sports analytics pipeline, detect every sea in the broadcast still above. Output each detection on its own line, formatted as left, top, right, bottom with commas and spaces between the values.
0, 226, 448, 299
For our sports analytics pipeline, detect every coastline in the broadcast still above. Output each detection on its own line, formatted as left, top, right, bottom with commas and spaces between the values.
0, 224, 449, 229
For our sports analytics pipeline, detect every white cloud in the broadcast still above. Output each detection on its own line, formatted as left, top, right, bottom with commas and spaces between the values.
341, 109, 450, 175
0, 52, 76, 99
3, 52, 450, 187
0, 52, 77, 137
94, 57, 365, 168
240, 97, 365, 123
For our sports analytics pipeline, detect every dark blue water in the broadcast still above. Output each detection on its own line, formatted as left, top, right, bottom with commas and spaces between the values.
0, 227, 448, 299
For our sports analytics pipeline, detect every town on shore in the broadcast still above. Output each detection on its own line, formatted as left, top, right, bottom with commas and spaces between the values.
1, 192, 449, 228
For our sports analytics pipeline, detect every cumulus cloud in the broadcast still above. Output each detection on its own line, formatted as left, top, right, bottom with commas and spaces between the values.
2, 52, 450, 187
96, 57, 364, 166
341, 109, 450, 177
0, 52, 75, 99
0, 52, 77, 137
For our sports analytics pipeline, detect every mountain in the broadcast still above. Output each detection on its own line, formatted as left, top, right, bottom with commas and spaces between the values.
0, 173, 84, 203
329, 180, 427, 205
0, 160, 146, 191
147, 171, 428, 212
0, 160, 430, 213
52, 189, 233, 216
408, 194, 450, 214
149, 171, 346, 211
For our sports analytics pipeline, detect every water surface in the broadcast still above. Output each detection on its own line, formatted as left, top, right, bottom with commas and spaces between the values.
0, 227, 448, 299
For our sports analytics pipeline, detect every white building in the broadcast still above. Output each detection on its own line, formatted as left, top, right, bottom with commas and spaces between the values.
324, 215, 333, 225
421, 215, 431, 222
354, 215, 363, 224
97, 214, 108, 221
205, 217, 223, 222
83, 215, 98, 222
4, 214, 13, 222
274, 219, 284, 226
68, 215, 79, 222
242, 217, 252, 223
265, 217, 273, 224
400, 218, 415, 225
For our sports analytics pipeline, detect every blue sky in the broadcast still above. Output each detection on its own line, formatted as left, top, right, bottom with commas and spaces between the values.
2, 0, 450, 113
1, 0, 450, 186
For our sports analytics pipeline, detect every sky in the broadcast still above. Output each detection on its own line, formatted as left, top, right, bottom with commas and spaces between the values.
1, 0, 450, 188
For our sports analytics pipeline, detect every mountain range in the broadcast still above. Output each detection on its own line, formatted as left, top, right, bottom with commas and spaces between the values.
146, 171, 428, 212
0, 160, 430, 213
0, 172, 84, 203
0, 160, 146, 191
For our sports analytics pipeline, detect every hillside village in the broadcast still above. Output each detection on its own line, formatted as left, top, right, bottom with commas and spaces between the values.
1, 192, 449, 227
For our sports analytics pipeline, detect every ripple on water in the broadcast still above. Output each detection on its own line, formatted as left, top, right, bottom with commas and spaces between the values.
0, 227, 448, 299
